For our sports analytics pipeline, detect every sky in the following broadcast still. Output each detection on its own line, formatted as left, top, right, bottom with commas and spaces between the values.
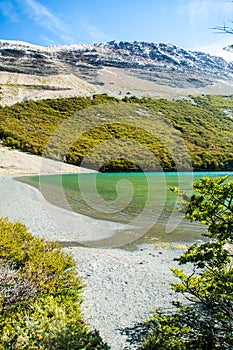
1, 0, 233, 60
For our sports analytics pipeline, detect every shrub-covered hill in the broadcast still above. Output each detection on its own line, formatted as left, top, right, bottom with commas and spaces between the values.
0, 94, 232, 172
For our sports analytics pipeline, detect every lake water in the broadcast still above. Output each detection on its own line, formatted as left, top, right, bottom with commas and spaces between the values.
17, 171, 232, 247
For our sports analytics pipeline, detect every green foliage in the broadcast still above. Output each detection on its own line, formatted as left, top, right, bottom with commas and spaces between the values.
140, 302, 232, 350
139, 177, 233, 350
184, 176, 233, 240
99, 158, 142, 172
0, 218, 109, 349
0, 94, 232, 171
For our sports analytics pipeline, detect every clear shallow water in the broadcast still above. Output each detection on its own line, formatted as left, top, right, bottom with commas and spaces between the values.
17, 171, 233, 246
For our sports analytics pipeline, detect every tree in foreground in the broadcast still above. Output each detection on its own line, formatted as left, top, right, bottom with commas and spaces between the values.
0, 218, 109, 349
139, 176, 233, 350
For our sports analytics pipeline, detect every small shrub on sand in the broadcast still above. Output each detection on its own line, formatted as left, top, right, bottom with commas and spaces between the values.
0, 217, 109, 349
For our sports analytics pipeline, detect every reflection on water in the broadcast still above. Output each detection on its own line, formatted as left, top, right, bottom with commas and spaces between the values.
17, 171, 232, 246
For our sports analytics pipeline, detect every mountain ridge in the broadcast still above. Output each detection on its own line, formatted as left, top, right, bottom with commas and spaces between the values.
1, 39, 232, 73
0, 39, 233, 105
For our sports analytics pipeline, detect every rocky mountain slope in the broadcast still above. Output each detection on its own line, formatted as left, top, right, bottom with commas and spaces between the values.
0, 39, 233, 105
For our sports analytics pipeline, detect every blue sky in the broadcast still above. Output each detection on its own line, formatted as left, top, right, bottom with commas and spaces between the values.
1, 0, 233, 60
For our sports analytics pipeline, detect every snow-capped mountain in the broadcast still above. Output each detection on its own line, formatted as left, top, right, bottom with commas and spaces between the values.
0, 39, 233, 105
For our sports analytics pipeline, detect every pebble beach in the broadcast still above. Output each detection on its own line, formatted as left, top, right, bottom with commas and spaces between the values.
0, 146, 192, 349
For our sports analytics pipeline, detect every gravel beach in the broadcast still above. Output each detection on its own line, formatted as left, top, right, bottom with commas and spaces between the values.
0, 147, 192, 349
69, 245, 191, 349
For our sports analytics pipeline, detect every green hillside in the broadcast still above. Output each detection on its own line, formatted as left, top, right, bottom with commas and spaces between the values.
0, 94, 232, 172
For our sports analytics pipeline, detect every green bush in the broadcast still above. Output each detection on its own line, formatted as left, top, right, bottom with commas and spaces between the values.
0, 218, 109, 349
139, 177, 233, 350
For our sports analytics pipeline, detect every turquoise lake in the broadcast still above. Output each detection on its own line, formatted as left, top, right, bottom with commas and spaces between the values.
17, 171, 233, 246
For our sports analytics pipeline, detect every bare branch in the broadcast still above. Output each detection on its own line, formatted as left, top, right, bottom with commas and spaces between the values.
0, 263, 38, 311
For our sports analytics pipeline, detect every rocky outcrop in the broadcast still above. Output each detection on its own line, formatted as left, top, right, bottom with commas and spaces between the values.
0, 39, 233, 105
1, 40, 233, 84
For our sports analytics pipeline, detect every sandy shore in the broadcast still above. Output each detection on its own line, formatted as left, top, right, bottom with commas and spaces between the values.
0, 145, 97, 176
0, 146, 191, 349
